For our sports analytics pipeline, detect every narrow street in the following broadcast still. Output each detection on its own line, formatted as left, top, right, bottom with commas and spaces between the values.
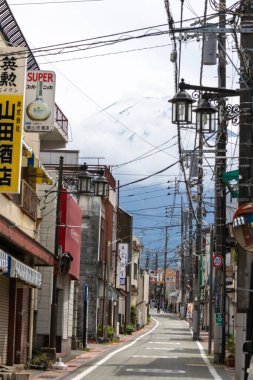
57, 312, 235, 380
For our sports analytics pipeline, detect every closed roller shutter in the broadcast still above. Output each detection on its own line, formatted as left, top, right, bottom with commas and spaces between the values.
0, 276, 9, 364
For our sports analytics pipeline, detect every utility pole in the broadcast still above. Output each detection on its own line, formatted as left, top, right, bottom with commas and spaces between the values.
181, 197, 186, 316
155, 252, 158, 302
188, 205, 193, 303
50, 156, 64, 351
163, 225, 168, 309
238, 1, 253, 377
208, 225, 214, 355
213, 0, 227, 364
193, 112, 203, 341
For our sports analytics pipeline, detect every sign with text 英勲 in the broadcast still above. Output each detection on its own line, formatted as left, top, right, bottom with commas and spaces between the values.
0, 47, 26, 193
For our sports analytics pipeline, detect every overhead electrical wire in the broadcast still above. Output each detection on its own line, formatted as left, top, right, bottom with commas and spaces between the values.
10, 0, 102, 4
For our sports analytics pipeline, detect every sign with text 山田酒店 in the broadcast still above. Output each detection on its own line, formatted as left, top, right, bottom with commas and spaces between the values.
0, 47, 27, 193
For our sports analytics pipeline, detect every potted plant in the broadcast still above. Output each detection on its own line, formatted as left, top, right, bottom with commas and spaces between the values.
225, 335, 235, 367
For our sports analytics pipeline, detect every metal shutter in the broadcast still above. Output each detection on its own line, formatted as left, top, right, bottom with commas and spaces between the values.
0, 276, 9, 364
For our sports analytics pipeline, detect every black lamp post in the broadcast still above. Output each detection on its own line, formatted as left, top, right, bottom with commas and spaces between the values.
169, 84, 195, 124
169, 78, 239, 127
193, 96, 218, 134
78, 163, 93, 194
78, 164, 108, 197
94, 169, 108, 197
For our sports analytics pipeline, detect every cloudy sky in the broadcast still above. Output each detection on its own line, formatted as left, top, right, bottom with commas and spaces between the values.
9, 0, 206, 182
8, 0, 239, 262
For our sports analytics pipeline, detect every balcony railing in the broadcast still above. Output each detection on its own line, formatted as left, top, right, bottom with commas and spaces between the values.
54, 104, 68, 136
12, 180, 37, 220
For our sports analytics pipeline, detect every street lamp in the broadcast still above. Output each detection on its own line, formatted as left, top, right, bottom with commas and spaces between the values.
78, 163, 93, 194
94, 169, 108, 197
169, 78, 239, 127
193, 96, 218, 133
78, 164, 108, 197
169, 80, 195, 124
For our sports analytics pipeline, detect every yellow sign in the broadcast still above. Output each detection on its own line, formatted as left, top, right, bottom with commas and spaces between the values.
0, 96, 23, 192
0, 46, 26, 193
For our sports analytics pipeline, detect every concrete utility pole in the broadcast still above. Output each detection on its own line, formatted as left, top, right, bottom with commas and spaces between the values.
237, 1, 253, 377
208, 225, 214, 355
181, 197, 186, 316
163, 225, 168, 309
188, 206, 193, 303
213, 0, 227, 364
50, 156, 64, 351
193, 112, 203, 341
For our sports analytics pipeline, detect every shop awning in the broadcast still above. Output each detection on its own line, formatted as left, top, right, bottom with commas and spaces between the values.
0, 214, 55, 266
9, 256, 42, 288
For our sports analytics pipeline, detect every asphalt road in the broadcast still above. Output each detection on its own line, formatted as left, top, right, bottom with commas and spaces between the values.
63, 312, 234, 380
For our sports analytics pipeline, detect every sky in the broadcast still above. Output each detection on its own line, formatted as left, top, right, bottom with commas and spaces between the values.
7, 0, 240, 267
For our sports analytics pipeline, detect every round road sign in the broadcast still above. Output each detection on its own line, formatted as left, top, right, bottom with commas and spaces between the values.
213, 254, 223, 268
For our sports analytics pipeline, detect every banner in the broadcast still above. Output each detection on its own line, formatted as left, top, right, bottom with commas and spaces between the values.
119, 243, 128, 286
0, 47, 26, 193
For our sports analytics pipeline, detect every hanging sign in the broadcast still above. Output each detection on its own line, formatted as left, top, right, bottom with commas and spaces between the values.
213, 254, 223, 268
24, 70, 56, 132
119, 243, 128, 286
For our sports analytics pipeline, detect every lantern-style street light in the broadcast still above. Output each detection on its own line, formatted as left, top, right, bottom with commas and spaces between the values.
78, 164, 108, 197
78, 163, 93, 194
94, 169, 108, 197
169, 83, 195, 124
193, 96, 218, 133
169, 78, 239, 127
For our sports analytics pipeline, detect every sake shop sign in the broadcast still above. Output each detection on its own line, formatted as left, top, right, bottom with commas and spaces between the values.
24, 71, 56, 132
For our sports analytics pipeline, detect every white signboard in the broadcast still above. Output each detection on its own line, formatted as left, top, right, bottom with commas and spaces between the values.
24, 70, 56, 132
119, 243, 128, 286
0, 46, 26, 95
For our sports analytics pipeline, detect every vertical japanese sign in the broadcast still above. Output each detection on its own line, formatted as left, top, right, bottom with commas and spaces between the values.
24, 71, 56, 132
0, 47, 26, 193
119, 243, 128, 286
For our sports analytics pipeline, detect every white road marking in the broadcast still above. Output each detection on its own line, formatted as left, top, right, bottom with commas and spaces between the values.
148, 341, 180, 344
196, 340, 223, 380
126, 368, 186, 374
146, 347, 175, 351
132, 355, 179, 359
70, 319, 159, 380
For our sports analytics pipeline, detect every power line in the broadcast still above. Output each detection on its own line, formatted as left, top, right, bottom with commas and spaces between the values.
10, 0, 102, 4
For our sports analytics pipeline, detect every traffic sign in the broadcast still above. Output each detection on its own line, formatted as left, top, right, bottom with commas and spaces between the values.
213, 254, 223, 268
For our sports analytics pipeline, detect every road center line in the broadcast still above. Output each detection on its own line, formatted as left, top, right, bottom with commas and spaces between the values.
126, 368, 185, 374
148, 341, 180, 344
132, 355, 179, 359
